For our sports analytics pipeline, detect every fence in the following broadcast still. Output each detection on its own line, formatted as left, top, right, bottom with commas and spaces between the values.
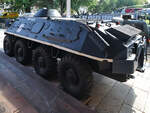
79, 13, 121, 21
79, 13, 141, 21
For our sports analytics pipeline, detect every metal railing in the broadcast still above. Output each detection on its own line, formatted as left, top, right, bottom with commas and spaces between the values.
79, 13, 143, 21
79, 13, 121, 21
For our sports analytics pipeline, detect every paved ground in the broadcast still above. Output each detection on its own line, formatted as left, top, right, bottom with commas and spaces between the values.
88, 65, 150, 113
0, 51, 95, 113
0, 30, 39, 113
0, 75, 38, 113
0, 29, 150, 113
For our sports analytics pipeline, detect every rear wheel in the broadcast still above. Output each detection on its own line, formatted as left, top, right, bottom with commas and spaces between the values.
14, 40, 31, 65
32, 46, 57, 78
3, 36, 14, 56
58, 55, 92, 99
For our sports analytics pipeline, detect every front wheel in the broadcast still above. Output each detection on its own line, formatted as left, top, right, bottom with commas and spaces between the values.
58, 55, 93, 99
3, 35, 14, 56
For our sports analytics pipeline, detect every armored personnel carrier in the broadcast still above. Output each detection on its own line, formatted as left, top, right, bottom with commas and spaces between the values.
3, 9, 146, 99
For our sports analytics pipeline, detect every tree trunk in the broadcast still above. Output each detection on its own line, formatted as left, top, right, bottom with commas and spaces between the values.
76, 10, 80, 15
49, 0, 54, 8
60, 1, 66, 15
25, 7, 31, 13
25, 0, 31, 13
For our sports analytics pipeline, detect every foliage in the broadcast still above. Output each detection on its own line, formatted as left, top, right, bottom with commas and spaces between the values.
0, 0, 35, 12
71, 0, 98, 14
34, 0, 54, 9
0, 0, 149, 14
53, 0, 66, 15
53, 0, 98, 15
92, 0, 148, 13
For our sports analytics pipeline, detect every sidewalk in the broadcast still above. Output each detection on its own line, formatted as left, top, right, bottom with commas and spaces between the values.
88, 61, 150, 113
0, 74, 38, 113
0, 51, 95, 113
0, 29, 39, 113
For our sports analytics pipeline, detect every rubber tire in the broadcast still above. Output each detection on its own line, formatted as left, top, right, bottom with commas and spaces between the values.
14, 40, 30, 65
58, 55, 92, 99
32, 46, 57, 78
3, 36, 14, 56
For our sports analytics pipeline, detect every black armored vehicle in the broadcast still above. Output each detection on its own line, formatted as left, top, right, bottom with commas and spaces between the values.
3, 9, 146, 98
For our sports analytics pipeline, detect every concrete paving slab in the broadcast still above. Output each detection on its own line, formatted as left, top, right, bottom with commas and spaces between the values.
124, 87, 148, 112
88, 83, 114, 110
95, 82, 131, 113
0, 51, 95, 113
144, 93, 150, 113
107, 82, 131, 102
133, 77, 150, 93
96, 94, 123, 113
0, 75, 38, 113
88, 73, 116, 110
141, 63, 150, 80
119, 104, 142, 113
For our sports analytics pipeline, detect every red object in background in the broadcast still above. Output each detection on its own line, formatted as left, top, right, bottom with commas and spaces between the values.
96, 23, 100, 28
125, 8, 142, 13
116, 22, 120, 25
125, 8, 134, 13
148, 38, 150, 43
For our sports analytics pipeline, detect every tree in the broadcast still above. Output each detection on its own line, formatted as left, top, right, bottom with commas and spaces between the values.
53, 0, 98, 15
54, 0, 66, 15
0, 0, 35, 12
0, 0, 53, 12
14, 0, 34, 12
89, 0, 148, 13
34, 0, 54, 9
0, 0, 148, 14
71, 0, 98, 14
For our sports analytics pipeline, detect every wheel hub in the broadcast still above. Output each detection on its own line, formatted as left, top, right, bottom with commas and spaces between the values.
38, 56, 45, 68
66, 68, 78, 85
17, 47, 23, 57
